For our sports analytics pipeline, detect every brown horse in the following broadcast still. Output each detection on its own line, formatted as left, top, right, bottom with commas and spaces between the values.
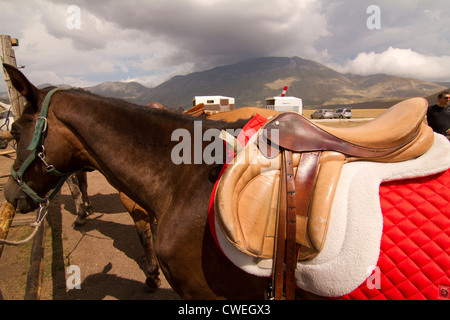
65, 101, 279, 292
3, 64, 284, 299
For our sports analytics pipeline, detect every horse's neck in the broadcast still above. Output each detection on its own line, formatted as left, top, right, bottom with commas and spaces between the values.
54, 93, 234, 218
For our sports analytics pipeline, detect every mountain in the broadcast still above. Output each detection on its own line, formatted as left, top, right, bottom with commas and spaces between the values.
140, 57, 447, 108
6, 56, 447, 109
86, 81, 149, 102
435, 81, 450, 88
0, 92, 9, 104
37, 83, 73, 89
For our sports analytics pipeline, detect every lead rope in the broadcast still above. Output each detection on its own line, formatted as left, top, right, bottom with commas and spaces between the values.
0, 201, 49, 246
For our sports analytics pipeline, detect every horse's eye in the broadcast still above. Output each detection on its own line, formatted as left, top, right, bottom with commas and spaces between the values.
10, 125, 20, 142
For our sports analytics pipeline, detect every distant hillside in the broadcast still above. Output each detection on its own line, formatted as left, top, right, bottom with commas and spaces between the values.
435, 81, 450, 88
140, 57, 447, 108
330, 86, 450, 110
86, 81, 149, 102
5, 56, 447, 109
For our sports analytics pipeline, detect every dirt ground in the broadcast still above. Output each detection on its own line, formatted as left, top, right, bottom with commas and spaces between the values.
0, 143, 179, 300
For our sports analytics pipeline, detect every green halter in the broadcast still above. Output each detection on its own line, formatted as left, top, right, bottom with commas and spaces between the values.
10, 88, 75, 204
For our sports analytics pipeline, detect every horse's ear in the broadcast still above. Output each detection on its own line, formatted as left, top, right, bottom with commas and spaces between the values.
2, 63, 39, 103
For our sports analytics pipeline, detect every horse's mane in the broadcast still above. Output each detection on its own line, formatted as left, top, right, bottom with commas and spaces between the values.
63, 87, 249, 130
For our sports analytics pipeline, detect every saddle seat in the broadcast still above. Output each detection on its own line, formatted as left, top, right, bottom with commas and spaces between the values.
314, 98, 427, 149
214, 97, 434, 263
262, 97, 433, 163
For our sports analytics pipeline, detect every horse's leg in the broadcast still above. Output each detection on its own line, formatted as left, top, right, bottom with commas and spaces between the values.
66, 174, 89, 226
119, 192, 161, 292
75, 171, 93, 216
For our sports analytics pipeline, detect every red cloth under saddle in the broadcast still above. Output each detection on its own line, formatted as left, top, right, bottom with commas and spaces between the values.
337, 168, 450, 300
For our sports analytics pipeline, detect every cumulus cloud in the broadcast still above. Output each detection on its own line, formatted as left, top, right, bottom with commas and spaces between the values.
318, 0, 450, 57
1, 0, 331, 90
71, 0, 330, 68
331, 47, 450, 81
317, 0, 450, 81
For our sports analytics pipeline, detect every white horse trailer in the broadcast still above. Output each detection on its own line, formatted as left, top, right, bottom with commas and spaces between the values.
192, 96, 235, 115
264, 96, 303, 114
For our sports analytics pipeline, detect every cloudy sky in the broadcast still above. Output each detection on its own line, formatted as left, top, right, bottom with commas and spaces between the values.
1, 0, 449, 92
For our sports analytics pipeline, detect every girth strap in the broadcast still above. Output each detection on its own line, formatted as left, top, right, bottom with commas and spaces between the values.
284, 150, 297, 300
272, 150, 288, 299
271, 150, 297, 300
271, 150, 322, 300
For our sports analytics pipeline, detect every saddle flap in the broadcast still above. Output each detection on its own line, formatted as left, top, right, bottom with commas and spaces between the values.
215, 143, 282, 257
215, 141, 344, 260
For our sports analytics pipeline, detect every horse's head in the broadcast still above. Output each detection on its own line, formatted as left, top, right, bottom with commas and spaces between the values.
3, 64, 88, 213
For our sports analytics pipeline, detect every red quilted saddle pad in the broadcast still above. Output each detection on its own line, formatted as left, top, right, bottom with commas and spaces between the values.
338, 169, 450, 300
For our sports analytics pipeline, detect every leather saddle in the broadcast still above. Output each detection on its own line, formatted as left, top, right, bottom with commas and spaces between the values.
214, 97, 434, 299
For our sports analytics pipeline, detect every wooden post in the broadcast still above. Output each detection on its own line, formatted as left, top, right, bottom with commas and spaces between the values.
0, 35, 20, 262
0, 35, 24, 119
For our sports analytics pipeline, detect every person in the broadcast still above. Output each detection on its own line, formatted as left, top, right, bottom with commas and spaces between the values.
427, 91, 450, 138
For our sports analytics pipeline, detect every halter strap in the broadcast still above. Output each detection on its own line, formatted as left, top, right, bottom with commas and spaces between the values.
27, 87, 60, 151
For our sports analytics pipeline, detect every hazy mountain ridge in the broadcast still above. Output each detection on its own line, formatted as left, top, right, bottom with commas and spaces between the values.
2, 56, 448, 109
86, 81, 149, 102
136, 56, 448, 108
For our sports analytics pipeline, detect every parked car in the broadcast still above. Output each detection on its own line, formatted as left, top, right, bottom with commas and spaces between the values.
310, 109, 333, 119
333, 108, 352, 119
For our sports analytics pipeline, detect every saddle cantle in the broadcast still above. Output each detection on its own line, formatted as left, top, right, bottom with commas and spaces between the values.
214, 97, 434, 299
